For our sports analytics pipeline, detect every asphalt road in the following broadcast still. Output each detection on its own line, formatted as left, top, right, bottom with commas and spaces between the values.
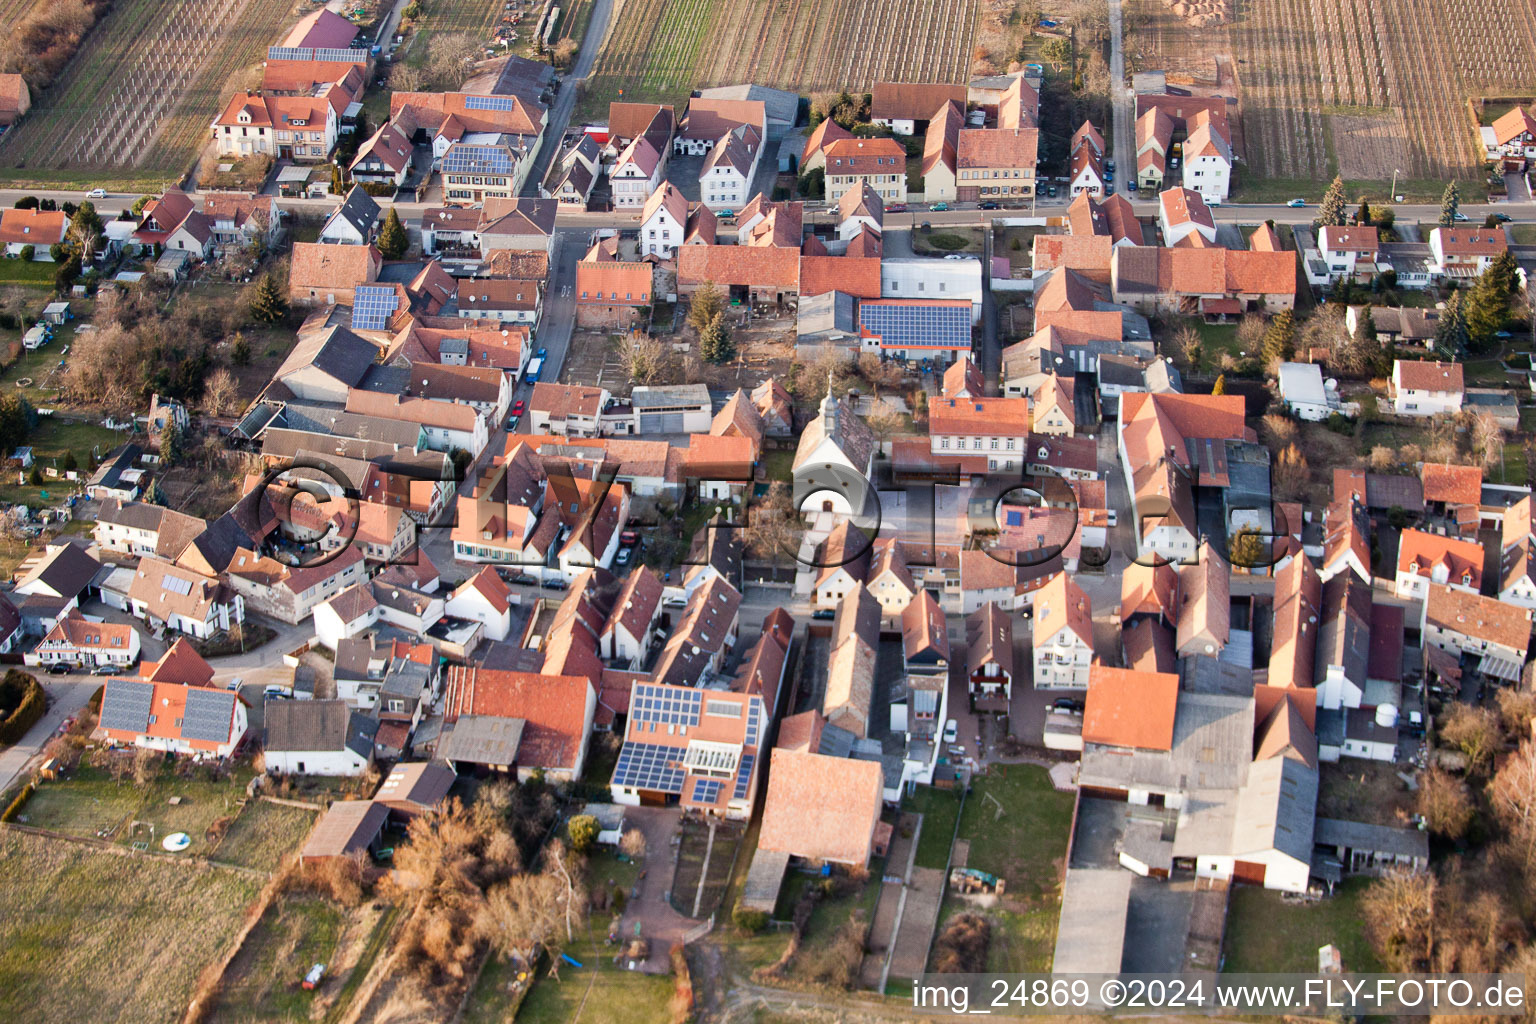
519, 0, 615, 197
0, 676, 97, 795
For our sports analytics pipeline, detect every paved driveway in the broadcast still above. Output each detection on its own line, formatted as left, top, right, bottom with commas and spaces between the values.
0, 676, 97, 793
615, 805, 700, 972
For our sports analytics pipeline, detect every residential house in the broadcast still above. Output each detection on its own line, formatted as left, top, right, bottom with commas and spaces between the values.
0, 73, 31, 127
1033, 573, 1093, 689
609, 107, 672, 208
1395, 529, 1483, 600
599, 565, 663, 665
263, 700, 377, 775
454, 278, 541, 325
318, 186, 380, 245
1483, 105, 1536, 170
214, 91, 341, 162
955, 127, 1038, 203
673, 97, 765, 156
1135, 107, 1174, 192
1068, 121, 1106, 197
966, 601, 1015, 709
1349, 305, 1439, 347
1390, 360, 1464, 416
1176, 541, 1230, 658
529, 382, 609, 437
1315, 226, 1383, 286
225, 544, 367, 625
837, 183, 884, 241
650, 574, 742, 686
27, 611, 140, 669
1032, 374, 1076, 436
541, 134, 601, 208
640, 182, 689, 257
93, 501, 206, 561
920, 99, 964, 202
1181, 111, 1233, 203
1421, 584, 1531, 682
802, 117, 854, 173
97, 642, 245, 759
0, 208, 65, 258
13, 542, 100, 630
475, 198, 558, 254
859, 298, 975, 363
126, 557, 243, 639
349, 122, 414, 187
1159, 188, 1216, 247
699, 123, 762, 211
822, 586, 880, 738
1428, 227, 1509, 279
823, 137, 907, 204
929, 394, 1032, 472
609, 682, 768, 820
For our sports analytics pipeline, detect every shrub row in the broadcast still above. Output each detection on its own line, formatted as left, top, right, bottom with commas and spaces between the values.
0, 670, 45, 745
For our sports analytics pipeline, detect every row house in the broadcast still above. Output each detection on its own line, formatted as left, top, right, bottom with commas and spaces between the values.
1422, 583, 1532, 683
540, 134, 601, 208
1068, 121, 1106, 197
575, 251, 653, 328
1135, 107, 1174, 192
929, 395, 1033, 473
225, 544, 367, 625
1033, 572, 1093, 689
126, 557, 244, 640
1159, 187, 1216, 247
955, 127, 1037, 203
640, 181, 716, 257
349, 121, 414, 187
98, 642, 245, 760
872, 82, 967, 135
1394, 528, 1482, 600
1181, 110, 1233, 204
26, 611, 140, 670
454, 277, 542, 326
673, 97, 765, 156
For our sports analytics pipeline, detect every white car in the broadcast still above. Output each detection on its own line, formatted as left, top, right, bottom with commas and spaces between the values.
943, 719, 958, 744
86, 188, 107, 199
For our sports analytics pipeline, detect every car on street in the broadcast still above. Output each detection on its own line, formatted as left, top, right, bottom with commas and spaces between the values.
615, 547, 633, 566
535, 347, 547, 360
811, 607, 836, 620
1046, 185, 1058, 197
1287, 198, 1307, 207
86, 188, 107, 199
1127, 180, 1137, 192
225, 676, 243, 691
543, 578, 569, 591
1104, 181, 1114, 193
510, 399, 525, 418
1105, 170, 1114, 183
978, 200, 1000, 210
887, 203, 907, 213
929, 202, 949, 211
46, 663, 72, 675
1491, 212, 1512, 223
1453, 211, 1470, 221
1052, 697, 1084, 715
943, 719, 958, 744
620, 530, 640, 546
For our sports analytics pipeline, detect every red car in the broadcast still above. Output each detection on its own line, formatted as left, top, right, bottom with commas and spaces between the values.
887, 203, 907, 213
511, 399, 525, 417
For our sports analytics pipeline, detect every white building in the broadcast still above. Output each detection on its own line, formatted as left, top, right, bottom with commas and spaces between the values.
262, 700, 376, 776
1181, 117, 1232, 204
443, 568, 513, 642
611, 136, 666, 210
1032, 573, 1093, 689
1390, 359, 1464, 417
640, 182, 688, 258
1277, 362, 1340, 422
1158, 188, 1216, 247
699, 125, 761, 212
880, 257, 984, 323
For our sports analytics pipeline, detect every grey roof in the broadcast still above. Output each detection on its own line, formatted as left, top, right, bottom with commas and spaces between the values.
189, 514, 256, 574
1178, 653, 1253, 696
1315, 574, 1371, 689
265, 699, 377, 758
381, 659, 432, 700
797, 290, 858, 340
1230, 755, 1317, 864
182, 687, 240, 743
684, 515, 743, 590
324, 186, 381, 240
275, 325, 378, 389
489, 53, 556, 106
439, 713, 525, 765
302, 800, 388, 858
1053, 869, 1132, 974
1362, 472, 1423, 513
99, 678, 154, 733
794, 393, 876, 476
1080, 691, 1253, 794
262, 429, 404, 466
96, 500, 169, 532
1314, 816, 1430, 860
86, 444, 144, 491
374, 761, 455, 810
630, 383, 711, 409
19, 543, 102, 600
357, 363, 413, 395
281, 402, 425, 446
696, 83, 798, 128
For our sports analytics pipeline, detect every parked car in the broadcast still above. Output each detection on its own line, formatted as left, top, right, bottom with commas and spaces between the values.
619, 530, 640, 546
46, 662, 72, 675
504, 573, 538, 586
943, 253, 972, 260
929, 202, 949, 211
942, 719, 958, 743
615, 547, 633, 566
302, 964, 326, 991
224, 676, 243, 691
1046, 185, 1058, 197
1052, 697, 1084, 715
1105, 159, 1116, 172
1104, 170, 1114, 183
91, 664, 118, 676
535, 346, 547, 360
1287, 198, 1307, 207
887, 203, 907, 213
978, 200, 1000, 210
510, 398, 525, 418
1127, 180, 1137, 192
811, 607, 836, 620
1491, 212, 1512, 223
543, 578, 569, 591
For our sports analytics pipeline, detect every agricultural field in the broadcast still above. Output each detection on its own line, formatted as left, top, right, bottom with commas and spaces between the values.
0, 0, 302, 188
0, 829, 263, 1024
580, 0, 982, 118
1127, 0, 1536, 187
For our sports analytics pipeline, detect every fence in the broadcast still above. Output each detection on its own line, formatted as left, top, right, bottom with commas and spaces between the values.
680, 912, 715, 944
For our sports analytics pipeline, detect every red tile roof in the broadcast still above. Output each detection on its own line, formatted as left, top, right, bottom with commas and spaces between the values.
1396, 361, 1465, 395
757, 748, 884, 864
800, 255, 881, 298
1083, 665, 1179, 750
442, 667, 593, 771
576, 260, 651, 305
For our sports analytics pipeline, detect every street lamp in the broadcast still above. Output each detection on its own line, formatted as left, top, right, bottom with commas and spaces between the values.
1390, 168, 1401, 203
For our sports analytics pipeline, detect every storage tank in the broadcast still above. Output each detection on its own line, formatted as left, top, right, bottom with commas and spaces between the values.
1375, 703, 1399, 728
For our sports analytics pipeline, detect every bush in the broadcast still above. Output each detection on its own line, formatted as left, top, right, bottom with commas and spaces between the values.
931, 912, 991, 973
925, 232, 970, 251
0, 670, 46, 745
567, 813, 598, 853
1, 782, 33, 821
18, 245, 33, 262
732, 903, 768, 934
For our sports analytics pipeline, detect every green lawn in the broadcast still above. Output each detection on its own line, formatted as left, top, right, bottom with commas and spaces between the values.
207, 895, 344, 1022
915, 228, 984, 254
1231, 172, 1486, 206
19, 762, 256, 855
0, 260, 58, 287
212, 799, 318, 873
1223, 878, 1383, 973
1194, 322, 1246, 368
904, 785, 962, 871
0, 829, 262, 1024
510, 925, 676, 1024
760, 448, 794, 484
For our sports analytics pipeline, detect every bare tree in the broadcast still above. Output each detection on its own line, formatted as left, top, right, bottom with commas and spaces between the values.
618, 827, 646, 860
1441, 704, 1500, 774
615, 331, 673, 386
1369, 445, 1395, 471
1491, 741, 1536, 874
1235, 313, 1267, 355
390, 63, 425, 93
426, 33, 481, 91
744, 481, 799, 567
863, 399, 905, 443
1174, 324, 1202, 368
1496, 687, 1536, 737
1362, 870, 1438, 971
203, 368, 239, 417
1417, 767, 1473, 840
1271, 443, 1311, 500
1472, 412, 1506, 472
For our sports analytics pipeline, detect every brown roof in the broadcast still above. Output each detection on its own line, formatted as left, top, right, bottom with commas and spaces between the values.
966, 602, 1013, 679
799, 255, 881, 299
1159, 187, 1213, 230
680, 97, 765, 139
289, 242, 380, 293
442, 666, 593, 770
678, 244, 800, 290
1493, 105, 1536, 145
1035, 572, 1091, 646
1432, 228, 1509, 257
1420, 461, 1481, 508
608, 101, 673, 143
391, 91, 541, 136
900, 590, 949, 664
922, 100, 964, 177
956, 127, 1038, 169
803, 117, 854, 163
1268, 555, 1321, 690
930, 395, 1031, 436
1319, 226, 1379, 253
576, 260, 651, 305
1083, 665, 1179, 750
531, 382, 605, 420
1119, 561, 1180, 623
757, 748, 884, 864
455, 277, 540, 313
1424, 583, 1533, 653
1176, 540, 1231, 653
872, 82, 967, 122
1395, 360, 1464, 395
822, 137, 907, 176
1135, 94, 1232, 143
1032, 234, 1113, 279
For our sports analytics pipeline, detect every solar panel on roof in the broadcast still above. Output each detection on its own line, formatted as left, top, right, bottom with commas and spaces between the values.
732, 752, 756, 800
464, 95, 517, 112
161, 573, 194, 596
98, 679, 153, 733
630, 684, 702, 729
181, 688, 237, 743
744, 699, 762, 747
442, 146, 516, 176
611, 741, 686, 793
691, 778, 722, 804
859, 302, 971, 351
351, 285, 400, 331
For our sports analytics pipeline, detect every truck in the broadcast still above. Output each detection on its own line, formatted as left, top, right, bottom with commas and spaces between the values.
525, 356, 544, 382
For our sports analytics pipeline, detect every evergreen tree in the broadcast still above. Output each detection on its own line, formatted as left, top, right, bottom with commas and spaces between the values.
1359, 307, 1378, 344
60, 450, 77, 473
330, 165, 345, 196
1439, 182, 1461, 227
688, 281, 724, 334
1357, 198, 1371, 226
1318, 176, 1347, 227
1433, 291, 1470, 358
700, 313, 735, 364
147, 479, 168, 507
249, 274, 288, 324
1261, 309, 1296, 366
1464, 251, 1518, 352
26, 465, 41, 486
159, 424, 182, 467
230, 333, 251, 367
1211, 373, 1227, 396
377, 207, 408, 259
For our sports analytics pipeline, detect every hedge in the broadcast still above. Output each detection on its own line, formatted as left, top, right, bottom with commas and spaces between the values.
0, 670, 45, 745
1, 782, 32, 822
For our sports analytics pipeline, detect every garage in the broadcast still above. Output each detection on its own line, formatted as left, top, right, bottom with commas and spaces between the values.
1232, 859, 1267, 886
639, 412, 684, 433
